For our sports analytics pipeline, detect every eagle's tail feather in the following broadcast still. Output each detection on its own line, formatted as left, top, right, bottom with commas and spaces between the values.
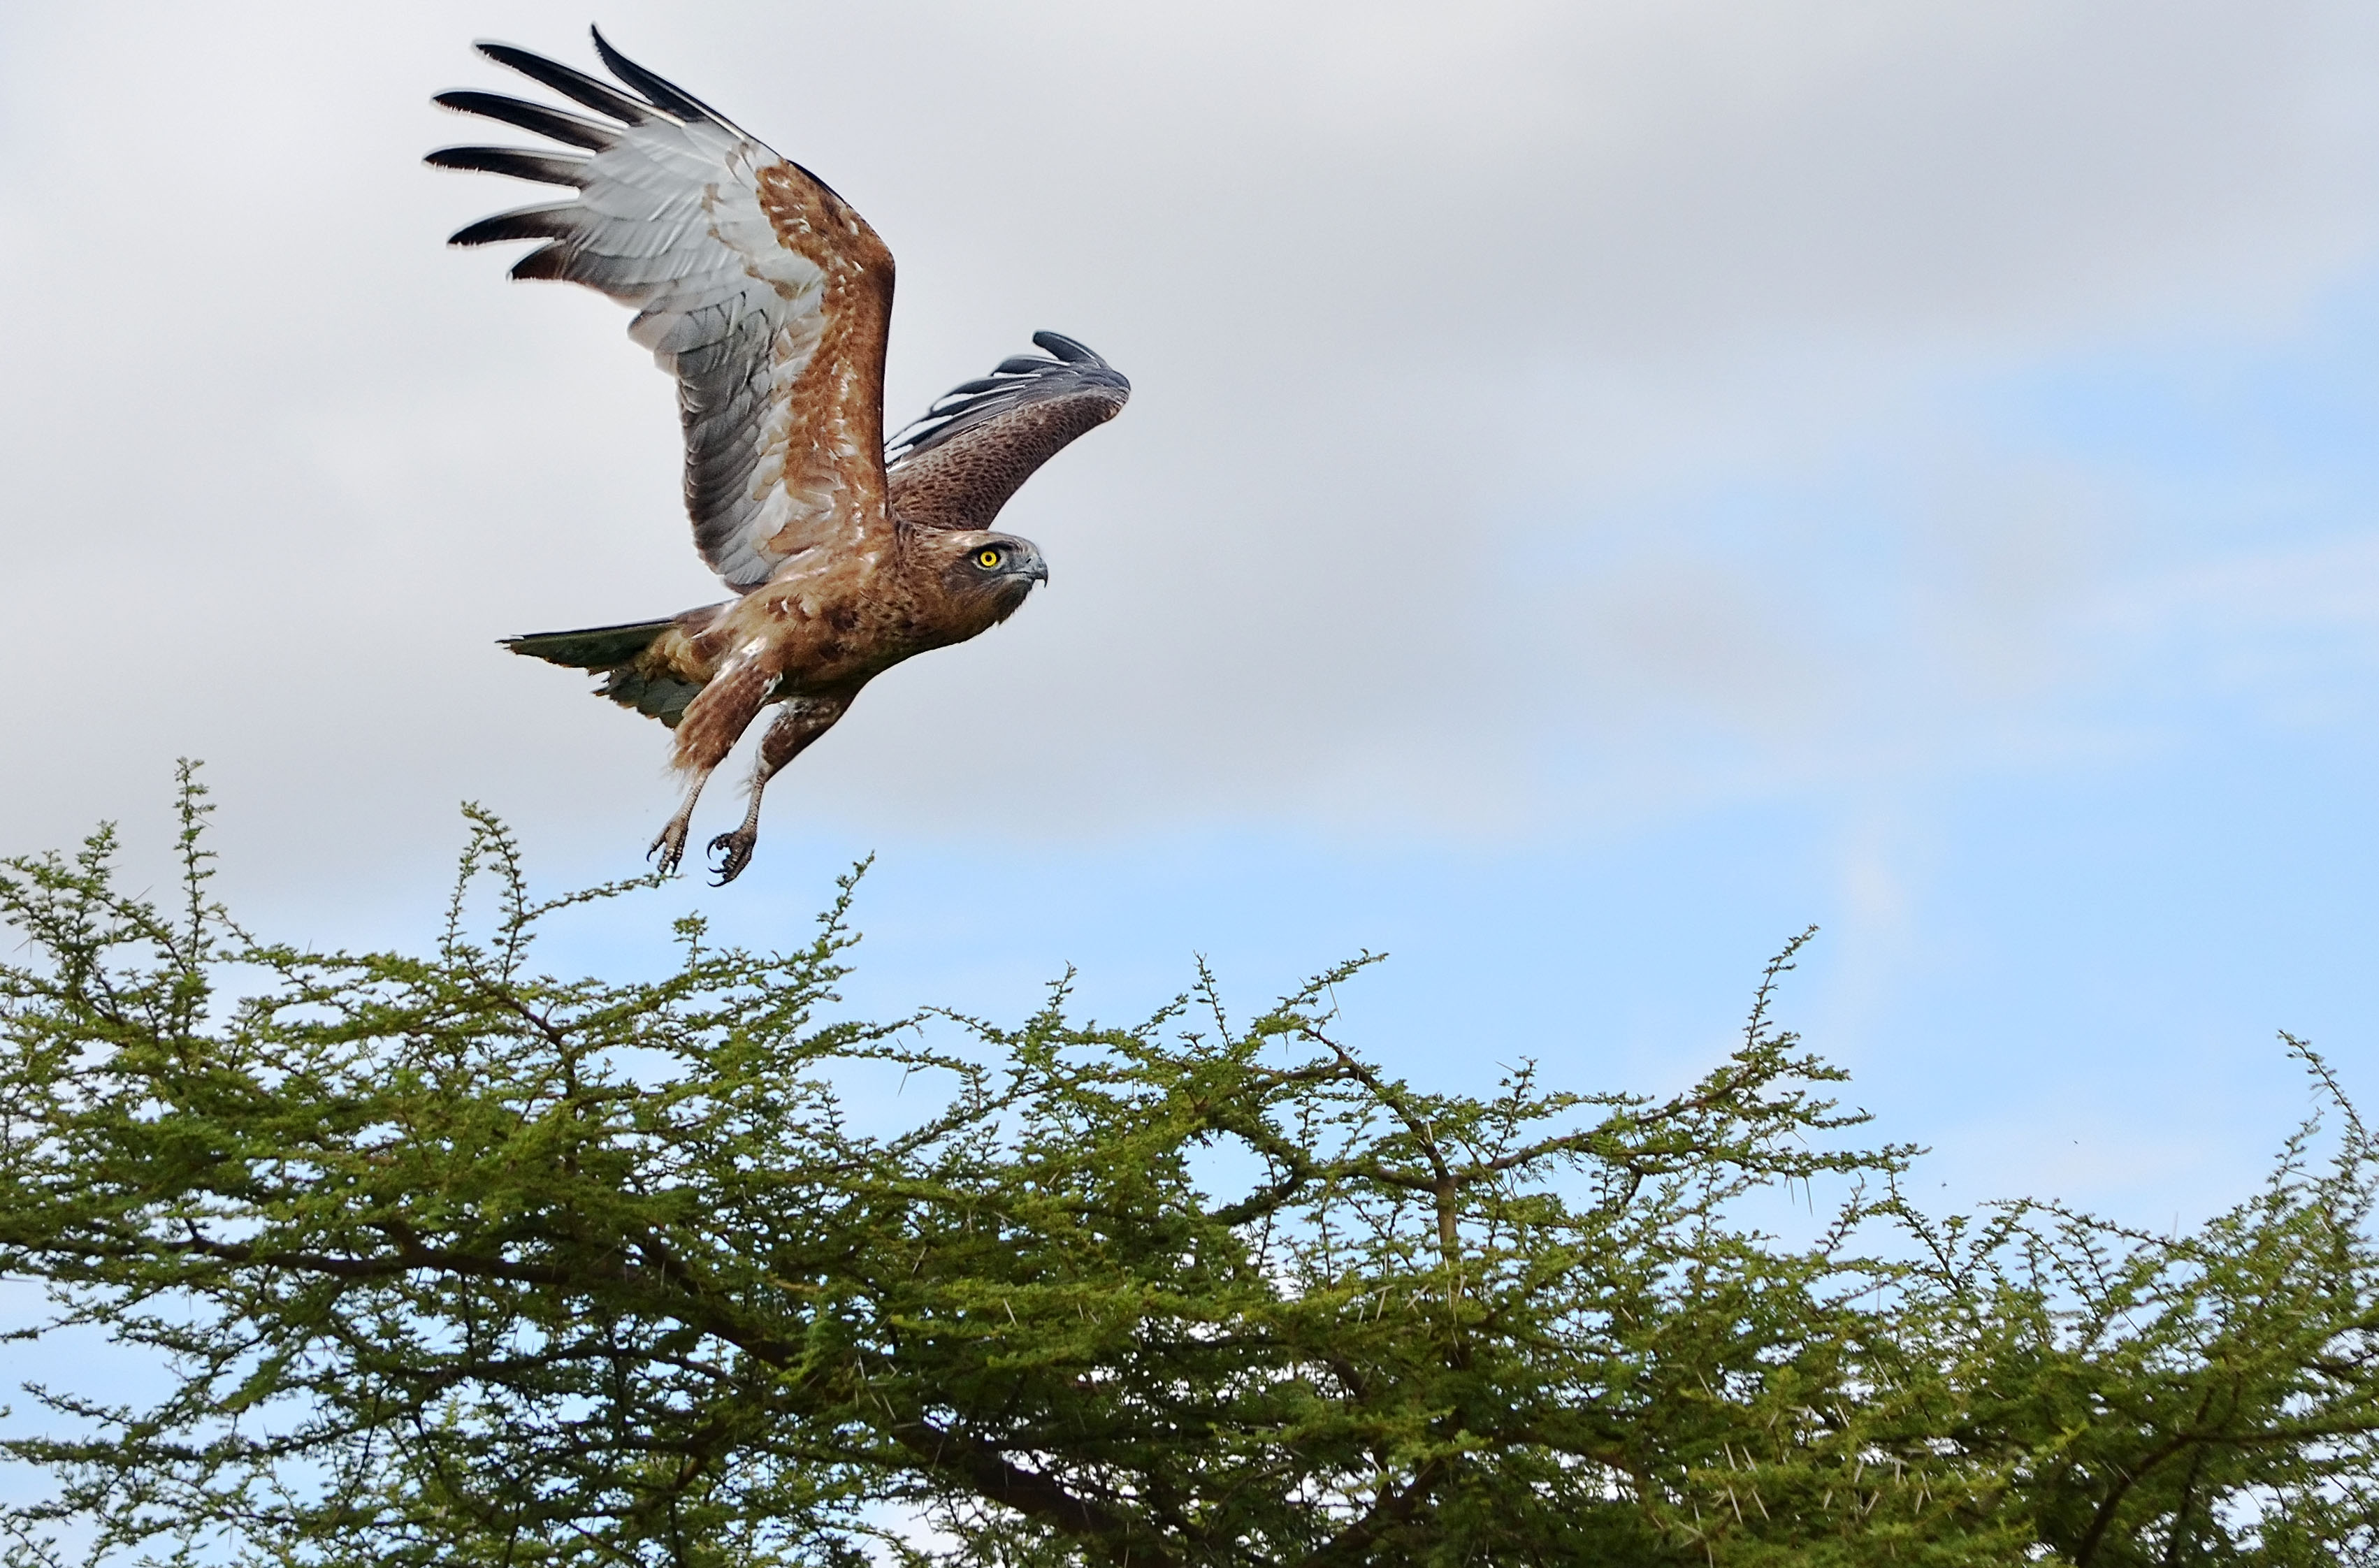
503, 609, 720, 729
505, 618, 676, 669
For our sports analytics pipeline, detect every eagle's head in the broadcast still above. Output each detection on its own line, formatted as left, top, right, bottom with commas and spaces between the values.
932, 530, 1048, 627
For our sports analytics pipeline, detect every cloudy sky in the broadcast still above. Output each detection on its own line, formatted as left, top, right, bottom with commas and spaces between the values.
6, 1, 2379, 1223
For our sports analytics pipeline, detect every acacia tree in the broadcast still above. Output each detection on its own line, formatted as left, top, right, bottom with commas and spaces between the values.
0, 769, 2374, 1567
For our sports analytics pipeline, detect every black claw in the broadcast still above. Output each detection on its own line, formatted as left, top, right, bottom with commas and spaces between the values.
708, 830, 755, 885
649, 827, 688, 878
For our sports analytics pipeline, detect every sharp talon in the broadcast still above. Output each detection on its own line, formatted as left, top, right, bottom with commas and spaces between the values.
649, 822, 689, 877
707, 829, 756, 885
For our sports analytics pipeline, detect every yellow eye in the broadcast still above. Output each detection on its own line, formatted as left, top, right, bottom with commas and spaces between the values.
976, 548, 1003, 569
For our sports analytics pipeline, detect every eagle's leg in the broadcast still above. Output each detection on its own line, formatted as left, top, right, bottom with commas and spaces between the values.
708, 691, 854, 885
651, 662, 780, 877
648, 780, 712, 878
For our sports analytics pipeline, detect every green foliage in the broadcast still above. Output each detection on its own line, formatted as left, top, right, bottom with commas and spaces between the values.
0, 767, 2375, 1567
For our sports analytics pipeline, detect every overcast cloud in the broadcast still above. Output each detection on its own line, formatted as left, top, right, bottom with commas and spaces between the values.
6, 0, 2379, 893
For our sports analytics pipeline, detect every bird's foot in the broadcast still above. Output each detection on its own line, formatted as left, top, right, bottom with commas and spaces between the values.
708, 827, 758, 885
649, 818, 691, 877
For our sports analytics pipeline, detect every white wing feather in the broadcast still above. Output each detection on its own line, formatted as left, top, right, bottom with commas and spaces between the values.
433, 43, 863, 590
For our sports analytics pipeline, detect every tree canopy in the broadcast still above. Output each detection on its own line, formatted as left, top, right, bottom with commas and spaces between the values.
1, 769, 2375, 1567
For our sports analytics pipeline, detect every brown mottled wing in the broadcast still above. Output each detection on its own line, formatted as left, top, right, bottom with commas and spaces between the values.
885, 333, 1130, 533
430, 29, 895, 590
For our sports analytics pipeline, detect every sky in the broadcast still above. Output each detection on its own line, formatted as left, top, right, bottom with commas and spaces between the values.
5, 1, 2379, 1230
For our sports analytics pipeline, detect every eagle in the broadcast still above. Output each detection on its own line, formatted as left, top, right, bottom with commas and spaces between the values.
428, 31, 1129, 883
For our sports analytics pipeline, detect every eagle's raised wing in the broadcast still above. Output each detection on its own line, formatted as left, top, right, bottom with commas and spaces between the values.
885, 333, 1130, 533
430, 30, 895, 590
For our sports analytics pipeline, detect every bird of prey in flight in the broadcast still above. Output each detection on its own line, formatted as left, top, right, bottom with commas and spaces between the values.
429, 30, 1129, 883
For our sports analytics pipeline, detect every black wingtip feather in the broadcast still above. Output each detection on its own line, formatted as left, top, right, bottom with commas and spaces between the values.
474, 40, 656, 126
588, 27, 735, 127
433, 89, 618, 151
425, 146, 588, 187
1032, 331, 1106, 365
509, 246, 577, 281
448, 205, 579, 247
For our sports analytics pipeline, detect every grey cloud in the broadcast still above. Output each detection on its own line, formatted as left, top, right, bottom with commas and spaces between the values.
4, 0, 2377, 891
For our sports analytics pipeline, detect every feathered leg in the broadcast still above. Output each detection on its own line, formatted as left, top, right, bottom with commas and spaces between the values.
650, 662, 779, 876
707, 690, 856, 885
